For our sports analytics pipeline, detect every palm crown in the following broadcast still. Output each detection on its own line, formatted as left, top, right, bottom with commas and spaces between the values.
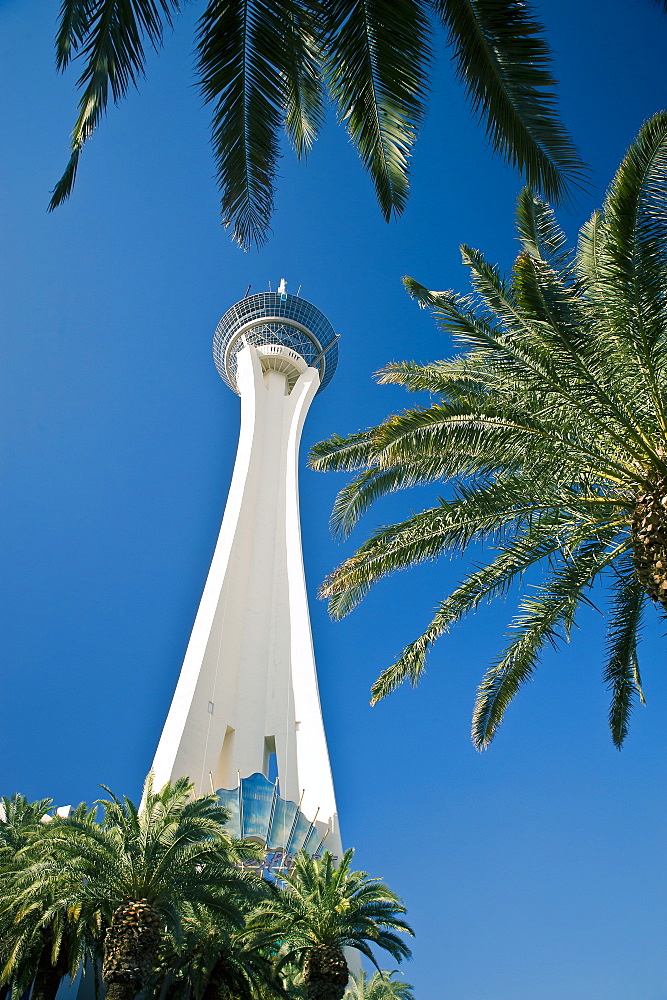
50, 0, 585, 248
344, 970, 414, 1000
310, 111, 667, 750
40, 776, 259, 917
246, 849, 412, 1000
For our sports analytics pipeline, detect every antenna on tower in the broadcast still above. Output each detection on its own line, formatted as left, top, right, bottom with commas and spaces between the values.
244, 284, 251, 298
278, 278, 287, 301
296, 285, 302, 297
268, 280, 272, 292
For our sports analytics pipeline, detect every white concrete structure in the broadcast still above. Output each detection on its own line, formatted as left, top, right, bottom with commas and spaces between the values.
151, 288, 342, 854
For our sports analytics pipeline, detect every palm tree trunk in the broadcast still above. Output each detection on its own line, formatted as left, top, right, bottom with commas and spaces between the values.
31, 940, 69, 1000
103, 900, 162, 991
304, 945, 349, 1000
105, 984, 139, 1000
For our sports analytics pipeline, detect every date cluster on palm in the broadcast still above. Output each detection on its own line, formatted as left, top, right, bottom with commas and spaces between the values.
103, 899, 163, 985
631, 477, 667, 611
304, 945, 349, 1000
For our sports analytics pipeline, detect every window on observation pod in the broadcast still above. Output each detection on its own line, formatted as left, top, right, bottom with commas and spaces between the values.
212, 291, 339, 396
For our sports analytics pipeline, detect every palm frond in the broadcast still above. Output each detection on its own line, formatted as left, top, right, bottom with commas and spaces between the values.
321, 0, 430, 219
50, 0, 183, 210
328, 467, 426, 539
603, 558, 646, 748
308, 430, 376, 473
472, 538, 624, 748
434, 0, 587, 202
55, 0, 97, 70
514, 187, 572, 267
369, 516, 596, 703
282, 0, 326, 158
323, 474, 605, 620
375, 358, 466, 394
197, 0, 289, 249
593, 111, 667, 439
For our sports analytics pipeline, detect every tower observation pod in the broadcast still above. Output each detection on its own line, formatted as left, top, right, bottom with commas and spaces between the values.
151, 284, 342, 860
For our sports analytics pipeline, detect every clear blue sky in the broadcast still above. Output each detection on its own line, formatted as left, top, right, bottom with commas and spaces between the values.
1, 2, 667, 998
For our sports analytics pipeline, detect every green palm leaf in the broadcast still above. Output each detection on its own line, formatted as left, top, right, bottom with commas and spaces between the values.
603, 558, 647, 748
585, 112, 667, 440
281, 1, 326, 158
514, 186, 572, 267
369, 515, 610, 704
471, 538, 623, 748
197, 0, 292, 249
320, 0, 430, 219
51, 0, 587, 247
50, 0, 184, 209
434, 0, 587, 202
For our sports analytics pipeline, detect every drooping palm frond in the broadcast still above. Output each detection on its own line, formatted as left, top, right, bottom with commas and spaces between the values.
312, 114, 667, 747
324, 473, 612, 620
49, 0, 184, 209
603, 557, 646, 748
281, 2, 326, 159
55, 0, 98, 71
471, 537, 625, 748
368, 510, 618, 704
197, 0, 291, 249
434, 0, 587, 202
321, 0, 430, 219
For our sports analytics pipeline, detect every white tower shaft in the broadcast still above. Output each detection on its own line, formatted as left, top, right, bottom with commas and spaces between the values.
152, 344, 340, 848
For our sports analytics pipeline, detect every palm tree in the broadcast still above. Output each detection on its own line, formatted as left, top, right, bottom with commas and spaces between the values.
0, 795, 96, 1000
1, 794, 53, 999
344, 970, 414, 1000
246, 849, 413, 1000
49, 0, 585, 249
31, 776, 264, 1000
310, 110, 667, 750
